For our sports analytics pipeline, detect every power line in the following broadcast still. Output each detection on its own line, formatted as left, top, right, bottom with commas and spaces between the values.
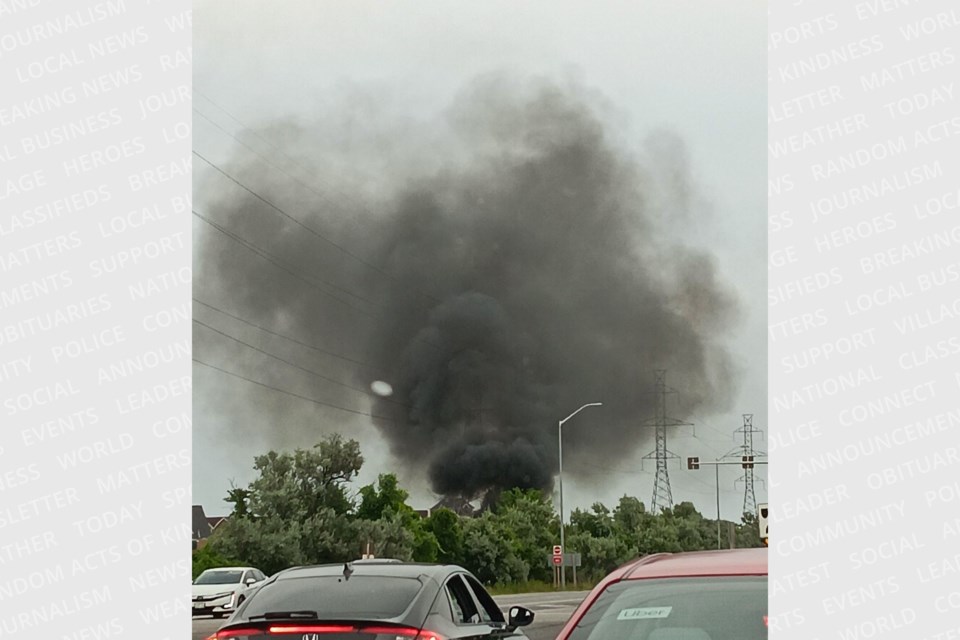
193, 211, 444, 352
193, 210, 379, 318
192, 149, 441, 305
568, 460, 651, 477
193, 318, 410, 409
194, 107, 375, 226
194, 92, 382, 220
193, 357, 395, 421
688, 413, 739, 444
193, 297, 375, 371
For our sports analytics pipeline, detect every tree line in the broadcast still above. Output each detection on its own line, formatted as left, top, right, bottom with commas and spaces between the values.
194, 434, 764, 585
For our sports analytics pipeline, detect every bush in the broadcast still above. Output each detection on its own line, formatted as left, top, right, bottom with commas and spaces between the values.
192, 544, 241, 580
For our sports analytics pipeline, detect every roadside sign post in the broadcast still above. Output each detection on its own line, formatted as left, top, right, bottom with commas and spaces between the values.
567, 553, 581, 587
548, 550, 580, 588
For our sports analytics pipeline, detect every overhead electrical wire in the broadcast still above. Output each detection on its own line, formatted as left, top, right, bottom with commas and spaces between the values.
194, 92, 383, 225
192, 145, 441, 307
193, 357, 396, 422
194, 209, 444, 353
193, 318, 411, 408
193, 297, 375, 371
193, 209, 378, 316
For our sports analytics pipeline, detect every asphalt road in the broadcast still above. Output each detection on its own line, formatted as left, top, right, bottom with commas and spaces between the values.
191, 590, 589, 640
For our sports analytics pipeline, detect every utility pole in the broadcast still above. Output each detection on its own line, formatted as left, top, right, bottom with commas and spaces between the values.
722, 414, 766, 517
641, 370, 692, 513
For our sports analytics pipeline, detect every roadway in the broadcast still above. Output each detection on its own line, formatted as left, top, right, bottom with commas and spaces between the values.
191, 589, 590, 640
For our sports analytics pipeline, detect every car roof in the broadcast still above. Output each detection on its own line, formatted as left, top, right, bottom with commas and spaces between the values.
226, 562, 466, 629
200, 566, 257, 572
618, 548, 767, 580
275, 562, 463, 581
553, 549, 767, 640
351, 558, 402, 564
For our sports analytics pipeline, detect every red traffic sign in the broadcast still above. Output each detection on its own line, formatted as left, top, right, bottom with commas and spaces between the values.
552, 555, 562, 566
553, 545, 562, 555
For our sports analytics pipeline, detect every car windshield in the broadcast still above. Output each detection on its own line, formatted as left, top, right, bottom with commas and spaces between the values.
568, 576, 767, 640
243, 575, 424, 620
195, 570, 244, 585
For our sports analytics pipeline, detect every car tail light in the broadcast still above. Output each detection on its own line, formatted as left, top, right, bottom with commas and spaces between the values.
269, 625, 355, 634
215, 624, 445, 638
358, 627, 444, 639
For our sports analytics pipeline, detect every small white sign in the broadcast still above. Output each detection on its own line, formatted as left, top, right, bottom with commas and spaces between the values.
617, 607, 672, 620
553, 545, 563, 555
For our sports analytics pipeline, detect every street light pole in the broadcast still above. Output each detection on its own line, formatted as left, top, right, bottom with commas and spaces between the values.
558, 402, 602, 590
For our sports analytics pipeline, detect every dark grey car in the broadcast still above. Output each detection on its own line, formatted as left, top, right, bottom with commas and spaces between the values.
212, 561, 535, 639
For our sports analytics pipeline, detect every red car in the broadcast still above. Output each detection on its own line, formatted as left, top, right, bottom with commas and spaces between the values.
555, 548, 767, 640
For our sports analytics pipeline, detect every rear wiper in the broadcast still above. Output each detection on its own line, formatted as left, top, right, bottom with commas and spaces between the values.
248, 610, 318, 620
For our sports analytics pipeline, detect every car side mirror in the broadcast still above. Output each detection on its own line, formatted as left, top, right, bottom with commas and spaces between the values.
244, 578, 256, 585
508, 606, 534, 629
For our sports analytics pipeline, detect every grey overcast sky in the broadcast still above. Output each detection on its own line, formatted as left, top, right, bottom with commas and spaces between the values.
192, 0, 767, 520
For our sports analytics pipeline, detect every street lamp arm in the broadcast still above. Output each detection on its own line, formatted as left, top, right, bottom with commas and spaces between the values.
560, 402, 603, 426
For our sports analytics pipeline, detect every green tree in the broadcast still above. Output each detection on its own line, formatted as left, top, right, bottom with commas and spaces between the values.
461, 512, 527, 585
355, 511, 417, 561
249, 434, 363, 519
409, 521, 440, 563
209, 434, 365, 573
356, 474, 438, 562
426, 508, 464, 565
612, 495, 645, 533
667, 502, 706, 551
192, 544, 240, 580
207, 514, 306, 576
494, 489, 558, 582
566, 530, 636, 582
636, 516, 682, 554
357, 474, 411, 521
570, 502, 615, 539
225, 483, 251, 519
736, 512, 765, 548
300, 508, 361, 563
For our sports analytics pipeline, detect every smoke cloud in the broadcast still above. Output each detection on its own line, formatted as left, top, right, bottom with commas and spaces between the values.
194, 75, 741, 502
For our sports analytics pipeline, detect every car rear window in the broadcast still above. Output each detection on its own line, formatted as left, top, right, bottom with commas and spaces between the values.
567, 576, 767, 640
243, 575, 425, 619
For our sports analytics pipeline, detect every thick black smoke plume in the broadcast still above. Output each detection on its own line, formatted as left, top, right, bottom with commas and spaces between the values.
195, 76, 741, 502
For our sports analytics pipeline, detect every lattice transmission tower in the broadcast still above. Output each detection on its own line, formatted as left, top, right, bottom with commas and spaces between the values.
722, 414, 766, 516
640, 370, 693, 513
